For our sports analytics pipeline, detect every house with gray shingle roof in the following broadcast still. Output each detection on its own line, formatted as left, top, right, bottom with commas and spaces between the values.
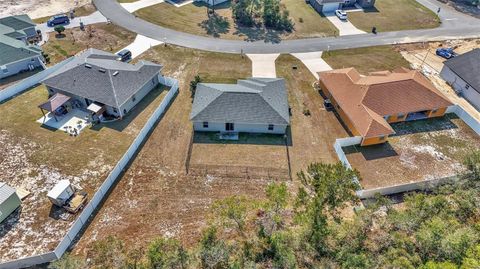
0, 15, 44, 80
42, 49, 163, 119
190, 78, 290, 134
440, 48, 480, 111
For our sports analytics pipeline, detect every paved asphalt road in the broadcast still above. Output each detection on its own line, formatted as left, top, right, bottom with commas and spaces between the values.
94, 0, 480, 54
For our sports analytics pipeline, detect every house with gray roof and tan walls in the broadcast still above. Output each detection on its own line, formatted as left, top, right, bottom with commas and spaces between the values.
41, 48, 163, 120
190, 78, 290, 135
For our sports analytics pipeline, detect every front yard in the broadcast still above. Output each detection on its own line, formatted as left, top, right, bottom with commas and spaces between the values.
344, 114, 480, 189
348, 0, 440, 32
41, 23, 136, 65
322, 45, 411, 74
134, 0, 336, 41
0, 82, 168, 261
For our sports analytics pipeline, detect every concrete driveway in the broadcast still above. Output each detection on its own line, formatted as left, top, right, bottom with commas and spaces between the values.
247, 54, 280, 78
291, 52, 332, 79
325, 12, 365, 36
121, 0, 165, 13
117, 34, 163, 59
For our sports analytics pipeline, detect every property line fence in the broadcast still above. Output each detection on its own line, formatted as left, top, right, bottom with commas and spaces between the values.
0, 58, 75, 103
332, 105, 480, 199
0, 76, 179, 269
188, 164, 290, 180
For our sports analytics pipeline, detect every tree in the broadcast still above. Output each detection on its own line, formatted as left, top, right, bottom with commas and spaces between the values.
464, 150, 480, 180
54, 25, 66, 36
198, 226, 231, 269
88, 236, 127, 269
297, 162, 360, 219
147, 237, 189, 269
212, 196, 249, 238
189, 75, 202, 98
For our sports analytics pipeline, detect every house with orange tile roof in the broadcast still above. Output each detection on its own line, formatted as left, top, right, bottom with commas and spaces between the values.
318, 67, 453, 146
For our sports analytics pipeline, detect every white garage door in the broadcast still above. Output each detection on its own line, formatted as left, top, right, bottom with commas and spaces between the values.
322, 3, 340, 13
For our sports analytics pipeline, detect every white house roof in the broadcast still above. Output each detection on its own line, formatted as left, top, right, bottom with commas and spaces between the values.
0, 182, 16, 205
47, 180, 71, 199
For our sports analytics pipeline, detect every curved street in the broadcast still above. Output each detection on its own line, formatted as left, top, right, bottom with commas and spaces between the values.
85, 0, 480, 53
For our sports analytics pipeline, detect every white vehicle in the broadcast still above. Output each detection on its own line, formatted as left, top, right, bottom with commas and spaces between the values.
335, 10, 348, 20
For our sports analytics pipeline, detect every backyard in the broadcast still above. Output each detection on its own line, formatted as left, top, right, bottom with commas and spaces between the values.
41, 23, 136, 65
348, 0, 440, 32
0, 82, 169, 261
344, 114, 480, 189
134, 0, 337, 41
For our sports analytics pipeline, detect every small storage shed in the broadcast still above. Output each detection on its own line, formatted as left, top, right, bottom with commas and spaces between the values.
0, 182, 22, 224
47, 180, 74, 207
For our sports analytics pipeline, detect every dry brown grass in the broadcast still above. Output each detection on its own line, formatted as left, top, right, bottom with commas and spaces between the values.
42, 23, 136, 65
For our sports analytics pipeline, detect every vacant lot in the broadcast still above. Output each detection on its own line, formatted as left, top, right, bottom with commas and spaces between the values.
322, 45, 411, 74
345, 114, 480, 189
0, 82, 168, 261
42, 23, 136, 65
348, 0, 440, 32
134, 0, 336, 41
33, 3, 97, 24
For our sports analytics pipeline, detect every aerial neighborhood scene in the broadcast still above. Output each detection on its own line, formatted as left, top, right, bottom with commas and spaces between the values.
1, 0, 480, 268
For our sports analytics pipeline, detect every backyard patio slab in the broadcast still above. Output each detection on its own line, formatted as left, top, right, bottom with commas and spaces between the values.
37, 109, 90, 135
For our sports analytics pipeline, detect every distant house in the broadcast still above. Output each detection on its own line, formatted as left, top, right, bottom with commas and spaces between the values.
42, 49, 163, 119
309, 0, 375, 13
0, 182, 21, 224
0, 15, 44, 80
190, 78, 290, 134
318, 67, 453, 146
440, 48, 480, 111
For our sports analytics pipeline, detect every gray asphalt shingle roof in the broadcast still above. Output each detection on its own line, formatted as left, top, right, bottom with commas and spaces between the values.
444, 48, 480, 94
190, 78, 290, 125
0, 15, 41, 66
42, 49, 163, 108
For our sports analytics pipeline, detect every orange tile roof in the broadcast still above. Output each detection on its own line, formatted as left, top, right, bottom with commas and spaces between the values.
318, 68, 453, 138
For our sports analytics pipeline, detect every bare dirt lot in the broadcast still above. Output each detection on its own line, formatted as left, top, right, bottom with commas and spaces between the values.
0, 83, 168, 261
345, 114, 480, 189
0, 0, 91, 19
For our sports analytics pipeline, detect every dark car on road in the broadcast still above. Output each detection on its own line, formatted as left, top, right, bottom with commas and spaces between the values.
47, 14, 70, 27
116, 49, 132, 62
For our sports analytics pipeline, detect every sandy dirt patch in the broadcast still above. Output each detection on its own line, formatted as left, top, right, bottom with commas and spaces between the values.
345, 115, 480, 189
0, 0, 91, 19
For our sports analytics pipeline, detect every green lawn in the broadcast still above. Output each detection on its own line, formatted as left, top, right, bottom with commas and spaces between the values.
348, 0, 440, 32
322, 45, 411, 74
134, 0, 336, 41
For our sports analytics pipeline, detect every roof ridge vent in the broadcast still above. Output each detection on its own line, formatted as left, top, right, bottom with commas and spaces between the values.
113, 71, 119, 76
85, 64, 92, 69
99, 69, 106, 73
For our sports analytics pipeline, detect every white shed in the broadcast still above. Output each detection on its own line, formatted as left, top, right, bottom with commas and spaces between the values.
47, 180, 74, 207
0, 183, 22, 224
